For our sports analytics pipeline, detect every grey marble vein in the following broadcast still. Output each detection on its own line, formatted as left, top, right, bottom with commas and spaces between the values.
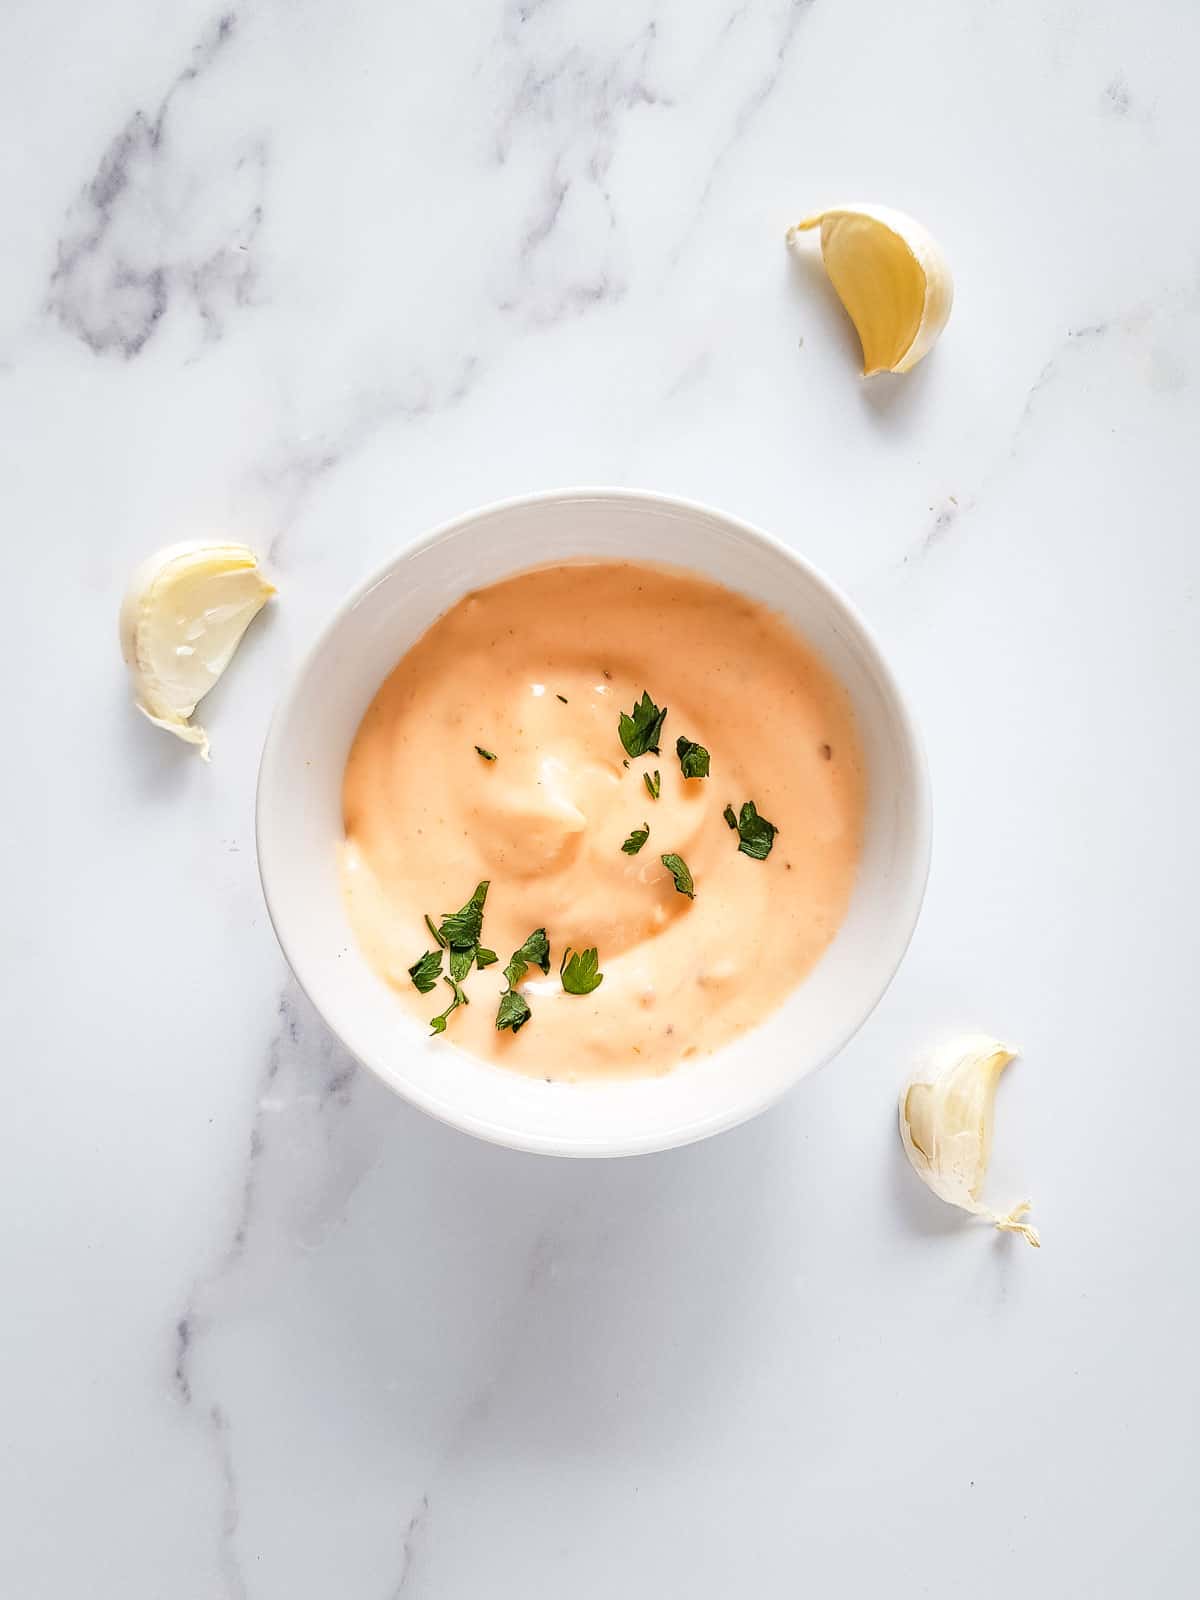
493, 11, 664, 168
1102, 73, 1132, 117
172, 982, 367, 1594
256, 354, 482, 556
46, 11, 265, 358
1099, 69, 1159, 130
172, 997, 286, 1410
675, 0, 815, 255
1006, 318, 1113, 459
389, 1494, 431, 1598
918, 495, 965, 557
898, 284, 1197, 571
211, 1404, 249, 1600
173, 1314, 194, 1406
490, 8, 665, 325
378, 1222, 568, 1596
665, 348, 713, 398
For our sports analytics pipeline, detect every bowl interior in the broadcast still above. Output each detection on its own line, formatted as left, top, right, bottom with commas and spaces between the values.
257, 491, 930, 1155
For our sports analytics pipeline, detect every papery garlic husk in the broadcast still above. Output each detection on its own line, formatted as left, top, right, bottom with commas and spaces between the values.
786, 203, 953, 375
899, 1034, 1040, 1247
119, 541, 275, 760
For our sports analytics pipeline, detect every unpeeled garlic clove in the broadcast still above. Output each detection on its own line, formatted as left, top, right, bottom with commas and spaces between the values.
119, 541, 275, 761
786, 203, 953, 375
899, 1034, 1040, 1247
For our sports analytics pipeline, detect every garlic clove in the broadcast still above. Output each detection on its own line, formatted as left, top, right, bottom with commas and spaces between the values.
899, 1034, 1040, 1247
786, 203, 953, 375
119, 541, 275, 761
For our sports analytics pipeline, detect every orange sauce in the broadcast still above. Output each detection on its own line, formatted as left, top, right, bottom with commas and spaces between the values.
341, 563, 865, 1078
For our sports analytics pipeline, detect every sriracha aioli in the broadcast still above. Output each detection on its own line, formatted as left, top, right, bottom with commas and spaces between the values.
341, 562, 865, 1079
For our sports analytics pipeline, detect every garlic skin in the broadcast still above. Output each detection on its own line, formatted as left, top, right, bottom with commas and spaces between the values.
786, 203, 953, 375
119, 541, 275, 761
899, 1034, 1040, 1247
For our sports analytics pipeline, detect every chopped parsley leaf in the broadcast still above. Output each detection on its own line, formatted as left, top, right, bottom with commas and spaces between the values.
618, 690, 667, 758
503, 928, 551, 988
495, 928, 550, 1034
408, 949, 443, 994
722, 804, 738, 831
424, 881, 491, 1035
730, 801, 778, 861
622, 823, 650, 855
675, 736, 710, 779
560, 946, 604, 995
644, 769, 661, 801
438, 880, 490, 950
661, 852, 695, 899
496, 989, 532, 1033
430, 976, 467, 1035
475, 746, 497, 762
448, 945, 475, 982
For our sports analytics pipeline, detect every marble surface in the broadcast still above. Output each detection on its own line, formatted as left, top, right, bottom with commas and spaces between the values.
4, 1, 1200, 1594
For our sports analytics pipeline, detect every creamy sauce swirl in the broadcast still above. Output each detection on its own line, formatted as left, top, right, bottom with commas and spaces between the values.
341, 562, 865, 1079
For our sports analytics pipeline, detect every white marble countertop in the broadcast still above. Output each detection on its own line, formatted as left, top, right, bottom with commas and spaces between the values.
5, 1, 1199, 1594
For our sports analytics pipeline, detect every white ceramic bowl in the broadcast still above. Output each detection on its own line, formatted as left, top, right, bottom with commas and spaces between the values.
257, 489, 930, 1157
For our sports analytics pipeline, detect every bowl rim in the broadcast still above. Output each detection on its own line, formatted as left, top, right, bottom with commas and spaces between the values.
256, 486, 932, 1156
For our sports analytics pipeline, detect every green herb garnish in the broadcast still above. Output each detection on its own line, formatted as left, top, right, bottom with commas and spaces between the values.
430, 976, 467, 1035
495, 928, 550, 1034
622, 823, 649, 855
556, 694, 568, 704
560, 946, 604, 995
475, 947, 499, 970
438, 881, 490, 950
675, 736, 710, 779
618, 691, 667, 758
448, 945, 475, 982
643, 769, 661, 801
722, 804, 738, 831
422, 881, 491, 1035
728, 801, 778, 861
503, 928, 550, 988
661, 852, 695, 898
408, 949, 443, 995
475, 746, 497, 762
495, 989, 532, 1034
